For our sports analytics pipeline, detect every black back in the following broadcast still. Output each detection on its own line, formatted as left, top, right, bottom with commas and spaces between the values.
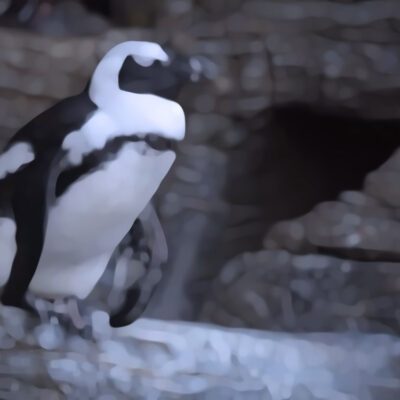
0, 89, 97, 309
0, 89, 97, 210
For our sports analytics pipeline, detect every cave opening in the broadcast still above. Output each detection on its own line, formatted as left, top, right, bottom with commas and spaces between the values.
223, 102, 400, 259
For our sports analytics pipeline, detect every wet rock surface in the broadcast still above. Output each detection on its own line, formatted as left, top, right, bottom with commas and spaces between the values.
1, 309, 400, 400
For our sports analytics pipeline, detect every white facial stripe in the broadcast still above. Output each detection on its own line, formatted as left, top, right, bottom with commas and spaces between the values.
89, 41, 184, 134
133, 55, 155, 67
0, 142, 35, 179
122, 41, 168, 63
89, 41, 169, 105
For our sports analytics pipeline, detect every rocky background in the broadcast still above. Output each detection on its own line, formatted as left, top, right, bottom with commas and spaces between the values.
1, 0, 400, 398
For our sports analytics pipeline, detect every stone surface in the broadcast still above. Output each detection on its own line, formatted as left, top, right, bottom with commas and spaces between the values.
1, 0, 400, 325
202, 249, 400, 333
203, 133, 400, 332
265, 148, 400, 261
1, 310, 400, 399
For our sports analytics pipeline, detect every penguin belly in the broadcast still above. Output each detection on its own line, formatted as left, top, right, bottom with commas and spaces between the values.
29, 142, 175, 299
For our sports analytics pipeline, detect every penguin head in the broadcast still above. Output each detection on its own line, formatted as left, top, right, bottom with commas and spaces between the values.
87, 41, 216, 146
90, 41, 215, 103
118, 46, 216, 101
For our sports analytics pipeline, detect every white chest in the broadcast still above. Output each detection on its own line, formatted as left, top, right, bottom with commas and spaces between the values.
29, 143, 175, 298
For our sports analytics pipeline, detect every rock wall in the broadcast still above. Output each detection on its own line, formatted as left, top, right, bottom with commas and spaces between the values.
202, 139, 400, 333
1, 0, 400, 322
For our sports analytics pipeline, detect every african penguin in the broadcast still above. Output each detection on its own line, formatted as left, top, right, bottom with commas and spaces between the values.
0, 41, 211, 325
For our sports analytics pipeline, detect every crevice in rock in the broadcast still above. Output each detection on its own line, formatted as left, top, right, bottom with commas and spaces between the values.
204, 102, 400, 332
222, 102, 400, 261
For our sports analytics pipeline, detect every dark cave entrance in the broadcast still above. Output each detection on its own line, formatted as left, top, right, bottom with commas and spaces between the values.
222, 103, 400, 260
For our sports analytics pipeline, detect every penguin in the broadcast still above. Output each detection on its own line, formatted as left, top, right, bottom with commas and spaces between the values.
0, 41, 211, 326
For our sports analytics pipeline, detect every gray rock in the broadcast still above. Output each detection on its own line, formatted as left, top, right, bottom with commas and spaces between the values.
265, 149, 400, 261
1, 312, 400, 400
203, 250, 400, 333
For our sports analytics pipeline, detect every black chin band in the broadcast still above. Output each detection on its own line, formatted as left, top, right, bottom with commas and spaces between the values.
124, 133, 175, 151
55, 133, 177, 198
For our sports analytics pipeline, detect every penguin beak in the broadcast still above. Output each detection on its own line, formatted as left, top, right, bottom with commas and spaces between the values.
166, 49, 218, 84
188, 55, 218, 82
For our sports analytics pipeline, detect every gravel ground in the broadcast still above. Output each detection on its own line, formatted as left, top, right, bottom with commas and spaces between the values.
1, 307, 400, 399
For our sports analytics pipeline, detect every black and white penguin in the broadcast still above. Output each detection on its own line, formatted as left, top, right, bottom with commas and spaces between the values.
0, 41, 211, 326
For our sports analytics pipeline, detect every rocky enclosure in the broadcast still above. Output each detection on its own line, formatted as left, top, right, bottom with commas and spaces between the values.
1, 309, 400, 400
1, 1, 400, 398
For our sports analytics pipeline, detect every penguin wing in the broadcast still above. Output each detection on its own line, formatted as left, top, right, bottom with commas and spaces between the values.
1, 158, 54, 309
1, 92, 97, 308
106, 202, 168, 327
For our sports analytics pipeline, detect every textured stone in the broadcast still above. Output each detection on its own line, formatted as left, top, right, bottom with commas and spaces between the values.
2, 0, 400, 335
203, 249, 400, 333
200, 149, 400, 332
265, 149, 400, 261
1, 0, 400, 138
1, 311, 400, 400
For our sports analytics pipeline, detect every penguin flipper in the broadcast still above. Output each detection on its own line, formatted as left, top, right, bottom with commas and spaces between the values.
109, 203, 167, 327
1, 164, 49, 309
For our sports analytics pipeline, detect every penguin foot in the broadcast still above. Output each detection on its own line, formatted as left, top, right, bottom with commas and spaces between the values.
35, 297, 92, 338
